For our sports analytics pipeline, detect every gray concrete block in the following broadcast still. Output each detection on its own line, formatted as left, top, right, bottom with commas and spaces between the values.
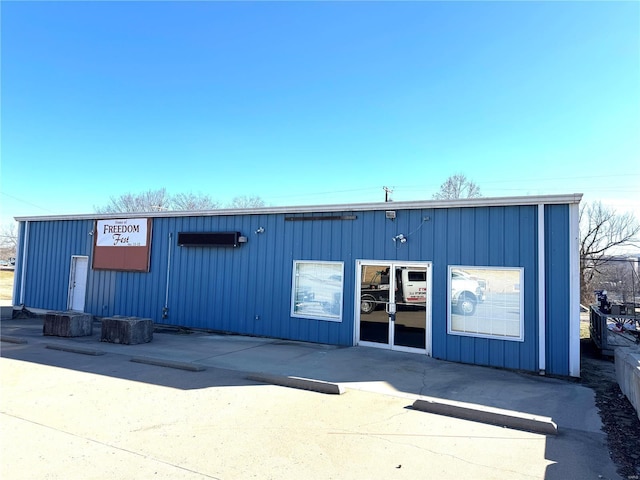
615, 346, 640, 420
101, 316, 153, 345
412, 396, 558, 435
43, 311, 93, 337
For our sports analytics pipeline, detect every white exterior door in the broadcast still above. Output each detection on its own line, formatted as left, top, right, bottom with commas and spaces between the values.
355, 260, 432, 355
68, 256, 88, 311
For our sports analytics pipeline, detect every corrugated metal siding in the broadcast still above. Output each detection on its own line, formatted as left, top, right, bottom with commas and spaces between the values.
545, 204, 571, 376
18, 220, 94, 311
14, 202, 575, 374
137, 212, 359, 345
429, 206, 539, 373
12, 221, 26, 304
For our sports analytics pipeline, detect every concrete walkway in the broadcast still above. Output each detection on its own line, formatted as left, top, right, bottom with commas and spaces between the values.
1, 317, 621, 480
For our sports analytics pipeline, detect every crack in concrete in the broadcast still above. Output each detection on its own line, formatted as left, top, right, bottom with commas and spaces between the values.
354, 430, 544, 479
1, 411, 224, 480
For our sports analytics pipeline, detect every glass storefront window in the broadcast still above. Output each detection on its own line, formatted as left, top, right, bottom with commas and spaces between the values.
291, 261, 344, 322
448, 266, 524, 341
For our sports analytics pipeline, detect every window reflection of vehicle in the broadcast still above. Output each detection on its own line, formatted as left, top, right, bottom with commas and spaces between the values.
360, 268, 427, 314
451, 269, 486, 316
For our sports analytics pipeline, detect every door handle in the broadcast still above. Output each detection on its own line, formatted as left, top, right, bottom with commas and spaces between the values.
386, 303, 396, 321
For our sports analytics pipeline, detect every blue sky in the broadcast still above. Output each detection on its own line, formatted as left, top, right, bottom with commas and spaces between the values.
1, 1, 639, 225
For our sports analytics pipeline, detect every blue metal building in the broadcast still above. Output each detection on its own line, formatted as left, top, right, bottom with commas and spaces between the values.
12, 194, 582, 376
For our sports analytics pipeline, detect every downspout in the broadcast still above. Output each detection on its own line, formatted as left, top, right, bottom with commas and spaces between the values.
18, 221, 30, 306
163, 232, 172, 319
538, 204, 546, 375
568, 202, 580, 377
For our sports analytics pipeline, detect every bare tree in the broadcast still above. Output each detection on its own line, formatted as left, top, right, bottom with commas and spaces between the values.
95, 188, 172, 213
0, 222, 18, 261
172, 192, 220, 211
433, 174, 482, 200
595, 258, 640, 304
580, 201, 640, 305
227, 195, 266, 208
95, 189, 224, 213
94, 189, 266, 213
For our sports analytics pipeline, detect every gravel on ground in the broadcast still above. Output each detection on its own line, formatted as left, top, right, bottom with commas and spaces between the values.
580, 337, 640, 480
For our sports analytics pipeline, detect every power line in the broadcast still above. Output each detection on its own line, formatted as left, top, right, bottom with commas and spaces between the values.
263, 173, 640, 203
267, 186, 381, 200
0, 191, 56, 214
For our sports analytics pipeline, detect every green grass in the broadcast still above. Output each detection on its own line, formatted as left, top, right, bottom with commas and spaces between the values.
0, 269, 15, 300
580, 320, 590, 339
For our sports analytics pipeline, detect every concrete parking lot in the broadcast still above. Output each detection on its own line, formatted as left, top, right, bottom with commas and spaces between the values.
1, 318, 621, 480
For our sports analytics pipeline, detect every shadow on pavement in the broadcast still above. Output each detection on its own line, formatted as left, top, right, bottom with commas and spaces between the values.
0, 317, 625, 480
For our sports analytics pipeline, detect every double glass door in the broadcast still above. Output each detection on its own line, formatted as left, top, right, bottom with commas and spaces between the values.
357, 261, 431, 353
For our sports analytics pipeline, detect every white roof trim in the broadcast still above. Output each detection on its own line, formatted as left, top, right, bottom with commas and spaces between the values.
14, 193, 583, 222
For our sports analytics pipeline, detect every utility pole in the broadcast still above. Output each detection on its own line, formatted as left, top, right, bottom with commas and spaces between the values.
383, 186, 393, 202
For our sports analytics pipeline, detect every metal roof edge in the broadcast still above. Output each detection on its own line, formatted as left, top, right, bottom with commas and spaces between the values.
14, 193, 583, 222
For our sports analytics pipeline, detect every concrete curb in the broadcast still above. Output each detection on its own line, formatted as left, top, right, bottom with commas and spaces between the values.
45, 344, 106, 356
247, 373, 345, 395
412, 396, 558, 435
0, 335, 28, 344
130, 356, 206, 372
615, 347, 640, 421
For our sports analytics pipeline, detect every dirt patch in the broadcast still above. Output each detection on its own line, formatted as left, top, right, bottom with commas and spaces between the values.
581, 336, 640, 479
0, 270, 14, 301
